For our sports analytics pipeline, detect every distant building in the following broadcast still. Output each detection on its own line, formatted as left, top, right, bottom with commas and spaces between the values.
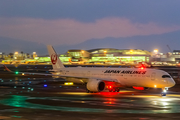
67, 48, 151, 64
3, 48, 180, 66
173, 50, 180, 63
151, 50, 180, 65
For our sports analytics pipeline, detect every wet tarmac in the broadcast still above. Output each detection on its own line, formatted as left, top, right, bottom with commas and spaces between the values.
0, 65, 180, 119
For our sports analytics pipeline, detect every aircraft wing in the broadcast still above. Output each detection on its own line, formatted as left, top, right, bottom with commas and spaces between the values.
3, 65, 61, 76
3, 65, 120, 83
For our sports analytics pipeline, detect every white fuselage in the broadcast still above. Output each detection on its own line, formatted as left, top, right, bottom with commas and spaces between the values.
53, 67, 175, 89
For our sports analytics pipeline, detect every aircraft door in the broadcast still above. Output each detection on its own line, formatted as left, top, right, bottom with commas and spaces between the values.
151, 72, 156, 81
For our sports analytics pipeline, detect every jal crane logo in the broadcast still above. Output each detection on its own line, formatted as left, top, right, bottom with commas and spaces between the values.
51, 54, 57, 65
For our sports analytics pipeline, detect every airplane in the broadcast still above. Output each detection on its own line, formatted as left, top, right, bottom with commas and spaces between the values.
4, 45, 176, 96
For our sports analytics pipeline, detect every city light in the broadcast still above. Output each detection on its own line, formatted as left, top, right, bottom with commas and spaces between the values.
130, 50, 133, 53
154, 49, 158, 53
14, 52, 18, 55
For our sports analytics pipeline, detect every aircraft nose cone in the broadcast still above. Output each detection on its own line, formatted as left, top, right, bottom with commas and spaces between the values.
169, 79, 176, 87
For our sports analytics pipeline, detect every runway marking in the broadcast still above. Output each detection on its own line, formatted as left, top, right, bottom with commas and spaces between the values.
1, 95, 180, 113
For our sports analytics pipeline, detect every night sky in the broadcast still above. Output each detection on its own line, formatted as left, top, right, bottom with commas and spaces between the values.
0, 0, 180, 53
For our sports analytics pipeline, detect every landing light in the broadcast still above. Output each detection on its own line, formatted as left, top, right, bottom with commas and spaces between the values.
163, 90, 167, 93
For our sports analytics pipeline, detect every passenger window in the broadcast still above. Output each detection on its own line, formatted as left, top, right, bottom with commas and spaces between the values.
162, 75, 171, 78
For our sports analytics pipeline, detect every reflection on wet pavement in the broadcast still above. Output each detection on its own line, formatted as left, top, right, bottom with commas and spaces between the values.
1, 93, 180, 114
0, 68, 180, 119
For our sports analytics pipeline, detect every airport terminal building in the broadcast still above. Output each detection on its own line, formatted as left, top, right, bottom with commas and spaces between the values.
2, 48, 180, 66
22, 48, 151, 65
67, 48, 151, 65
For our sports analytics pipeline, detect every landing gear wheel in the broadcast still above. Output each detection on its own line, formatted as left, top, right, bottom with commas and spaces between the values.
161, 92, 166, 96
86, 89, 90, 93
113, 89, 116, 92
161, 88, 168, 96
116, 88, 120, 92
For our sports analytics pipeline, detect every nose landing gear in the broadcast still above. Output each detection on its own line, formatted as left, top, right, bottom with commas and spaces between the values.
161, 92, 166, 96
161, 88, 168, 96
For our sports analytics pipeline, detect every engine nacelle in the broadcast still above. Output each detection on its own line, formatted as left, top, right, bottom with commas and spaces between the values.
87, 79, 105, 92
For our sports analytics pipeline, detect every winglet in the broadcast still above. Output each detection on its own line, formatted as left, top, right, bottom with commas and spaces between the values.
3, 65, 12, 72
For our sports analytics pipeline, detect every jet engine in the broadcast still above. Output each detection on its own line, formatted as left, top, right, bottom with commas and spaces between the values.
86, 79, 105, 92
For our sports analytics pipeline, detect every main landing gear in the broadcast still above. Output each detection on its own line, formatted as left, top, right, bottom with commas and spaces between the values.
109, 87, 120, 92
86, 89, 90, 93
86, 89, 97, 93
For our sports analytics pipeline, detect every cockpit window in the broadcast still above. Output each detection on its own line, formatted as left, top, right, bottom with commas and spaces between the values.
162, 75, 171, 78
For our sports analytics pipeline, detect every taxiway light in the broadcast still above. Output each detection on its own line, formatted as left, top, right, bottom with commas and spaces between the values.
15, 71, 19, 74
64, 82, 73, 85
